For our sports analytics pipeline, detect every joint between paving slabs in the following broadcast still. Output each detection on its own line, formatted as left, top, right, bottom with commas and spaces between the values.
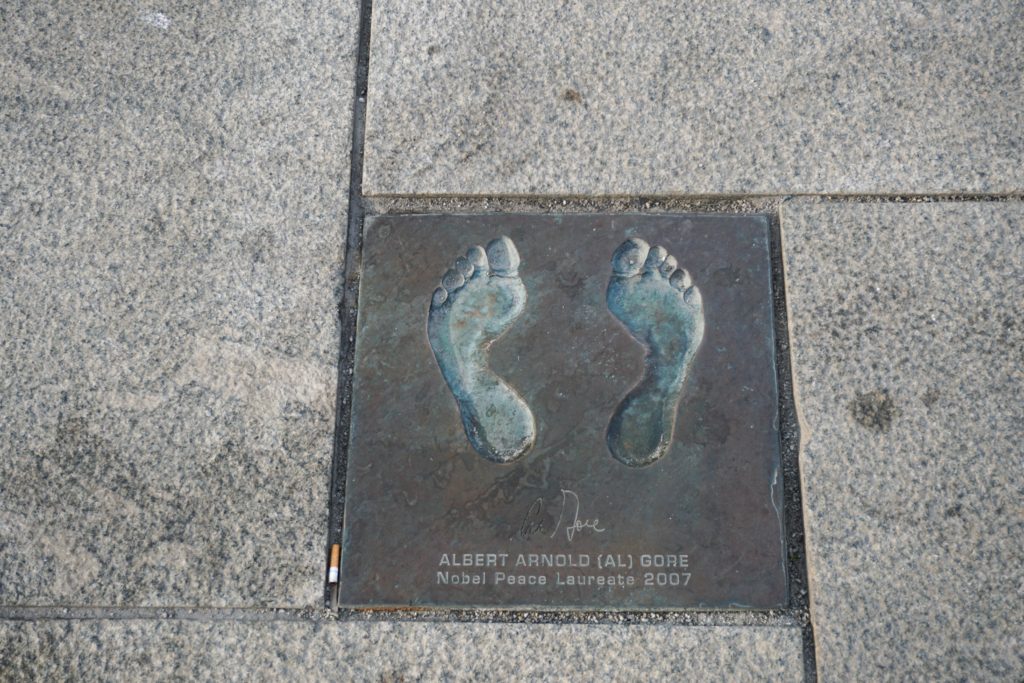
767, 211, 817, 682
0, 605, 805, 629
364, 191, 1023, 218
323, 0, 375, 609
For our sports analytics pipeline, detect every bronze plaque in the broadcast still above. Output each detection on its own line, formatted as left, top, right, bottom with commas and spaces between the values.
339, 214, 787, 609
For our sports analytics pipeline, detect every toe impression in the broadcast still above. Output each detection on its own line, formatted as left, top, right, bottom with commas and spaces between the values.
669, 269, 692, 290
441, 268, 465, 291
643, 246, 668, 272
465, 245, 488, 270
454, 256, 474, 279
659, 255, 677, 277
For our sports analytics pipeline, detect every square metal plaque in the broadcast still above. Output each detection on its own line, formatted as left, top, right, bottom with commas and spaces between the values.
339, 214, 787, 609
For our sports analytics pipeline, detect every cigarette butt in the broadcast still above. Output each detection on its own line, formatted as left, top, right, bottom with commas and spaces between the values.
328, 544, 340, 584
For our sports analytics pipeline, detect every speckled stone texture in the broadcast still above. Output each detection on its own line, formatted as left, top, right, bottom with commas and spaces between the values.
0, 1, 356, 606
782, 201, 1024, 681
363, 0, 1023, 196
0, 620, 804, 681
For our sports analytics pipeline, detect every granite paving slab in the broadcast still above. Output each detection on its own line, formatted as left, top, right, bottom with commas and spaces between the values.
781, 200, 1024, 680
0, 619, 804, 681
0, 0, 357, 607
363, 0, 1023, 197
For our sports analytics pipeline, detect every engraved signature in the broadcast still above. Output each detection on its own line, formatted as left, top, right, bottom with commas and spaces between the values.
519, 498, 547, 538
554, 489, 606, 542
518, 489, 605, 543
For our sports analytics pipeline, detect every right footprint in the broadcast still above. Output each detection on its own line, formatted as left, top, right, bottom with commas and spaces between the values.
605, 237, 706, 467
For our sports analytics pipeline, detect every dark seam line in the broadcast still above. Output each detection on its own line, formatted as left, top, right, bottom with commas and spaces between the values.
323, 0, 375, 608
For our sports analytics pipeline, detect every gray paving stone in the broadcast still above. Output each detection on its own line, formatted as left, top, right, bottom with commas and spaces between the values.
363, 0, 1023, 197
781, 200, 1024, 681
0, 619, 804, 681
0, 1, 357, 607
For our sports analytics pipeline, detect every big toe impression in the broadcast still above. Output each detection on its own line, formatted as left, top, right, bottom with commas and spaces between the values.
611, 238, 650, 276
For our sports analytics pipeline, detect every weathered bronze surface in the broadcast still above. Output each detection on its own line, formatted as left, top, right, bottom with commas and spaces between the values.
339, 214, 787, 609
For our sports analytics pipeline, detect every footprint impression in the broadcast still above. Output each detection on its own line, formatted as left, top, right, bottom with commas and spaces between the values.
427, 236, 537, 463
605, 238, 705, 467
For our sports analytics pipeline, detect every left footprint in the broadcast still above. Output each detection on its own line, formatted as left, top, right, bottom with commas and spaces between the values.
427, 236, 536, 463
